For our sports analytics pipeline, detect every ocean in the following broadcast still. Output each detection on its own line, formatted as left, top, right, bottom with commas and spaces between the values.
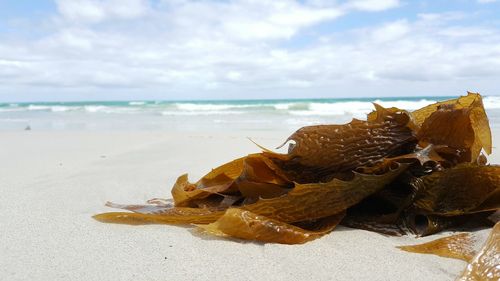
1, 96, 500, 131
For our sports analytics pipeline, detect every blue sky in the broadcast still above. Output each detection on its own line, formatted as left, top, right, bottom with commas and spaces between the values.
0, 0, 499, 101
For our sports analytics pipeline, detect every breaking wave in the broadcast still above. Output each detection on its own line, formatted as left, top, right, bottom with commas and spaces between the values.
1, 96, 499, 117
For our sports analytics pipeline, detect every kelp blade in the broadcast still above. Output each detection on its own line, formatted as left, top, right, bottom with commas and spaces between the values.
234, 154, 292, 199
271, 107, 416, 182
93, 207, 224, 225
172, 157, 246, 207
398, 223, 500, 280
198, 208, 344, 244
413, 92, 491, 162
172, 154, 290, 208
242, 163, 407, 223
412, 165, 500, 216
458, 222, 500, 281
397, 233, 476, 261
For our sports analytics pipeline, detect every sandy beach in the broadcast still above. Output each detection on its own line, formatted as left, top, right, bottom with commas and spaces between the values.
2, 0, 500, 279
1, 129, 498, 281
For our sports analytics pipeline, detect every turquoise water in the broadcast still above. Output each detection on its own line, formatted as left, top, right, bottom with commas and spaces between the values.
1, 96, 499, 131
2, 96, 499, 111
0, 96, 459, 107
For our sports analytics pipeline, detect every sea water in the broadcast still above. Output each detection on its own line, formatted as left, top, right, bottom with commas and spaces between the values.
1, 96, 500, 132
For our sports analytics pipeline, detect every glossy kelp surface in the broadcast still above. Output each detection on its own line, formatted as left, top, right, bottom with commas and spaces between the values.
458, 222, 500, 281
399, 222, 499, 280
94, 92, 499, 246
198, 209, 345, 244
398, 233, 476, 261
412, 165, 500, 216
272, 111, 415, 183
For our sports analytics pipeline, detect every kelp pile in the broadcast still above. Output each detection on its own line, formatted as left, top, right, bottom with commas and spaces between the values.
94, 93, 499, 245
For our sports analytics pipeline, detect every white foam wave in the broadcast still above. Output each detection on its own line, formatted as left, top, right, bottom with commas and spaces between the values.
28, 105, 50, 111
273, 103, 291, 110
2, 97, 498, 118
0, 107, 26, 113
84, 105, 140, 114
170, 101, 310, 115
175, 103, 233, 111
129, 101, 146, 105
484, 96, 500, 109
173, 103, 272, 111
288, 99, 441, 118
50, 106, 76, 112
273, 102, 310, 111
289, 102, 375, 118
373, 99, 437, 110
84, 105, 107, 113
27, 105, 78, 112
161, 110, 243, 116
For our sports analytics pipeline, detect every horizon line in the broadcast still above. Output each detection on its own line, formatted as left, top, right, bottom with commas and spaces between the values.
0, 94, 480, 105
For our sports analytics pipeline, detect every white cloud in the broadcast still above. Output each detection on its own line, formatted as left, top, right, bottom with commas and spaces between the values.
226, 71, 242, 81
168, 1, 343, 41
56, 0, 105, 23
477, 0, 498, 3
55, 0, 149, 24
0, 0, 500, 101
371, 20, 410, 42
346, 0, 400, 12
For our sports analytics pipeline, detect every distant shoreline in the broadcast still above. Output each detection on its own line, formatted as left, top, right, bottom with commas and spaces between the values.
1, 96, 499, 132
0, 95, 465, 105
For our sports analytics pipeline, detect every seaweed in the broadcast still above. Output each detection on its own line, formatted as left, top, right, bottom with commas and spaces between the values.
94, 92, 499, 249
198, 209, 345, 244
398, 233, 477, 261
398, 222, 500, 280
411, 165, 500, 216
458, 222, 500, 281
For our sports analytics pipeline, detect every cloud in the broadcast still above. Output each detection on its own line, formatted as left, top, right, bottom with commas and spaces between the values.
0, 0, 499, 100
55, 0, 149, 23
163, 1, 343, 41
345, 0, 400, 12
477, 0, 498, 3
370, 20, 410, 42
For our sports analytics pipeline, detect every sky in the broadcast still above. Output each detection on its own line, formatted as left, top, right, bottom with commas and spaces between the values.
0, 0, 500, 102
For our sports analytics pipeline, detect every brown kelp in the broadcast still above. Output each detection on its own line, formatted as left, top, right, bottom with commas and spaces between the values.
398, 232, 477, 261
94, 93, 499, 247
398, 222, 500, 280
458, 222, 500, 281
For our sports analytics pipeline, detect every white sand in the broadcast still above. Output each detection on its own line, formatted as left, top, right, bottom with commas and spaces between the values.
1, 130, 498, 281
